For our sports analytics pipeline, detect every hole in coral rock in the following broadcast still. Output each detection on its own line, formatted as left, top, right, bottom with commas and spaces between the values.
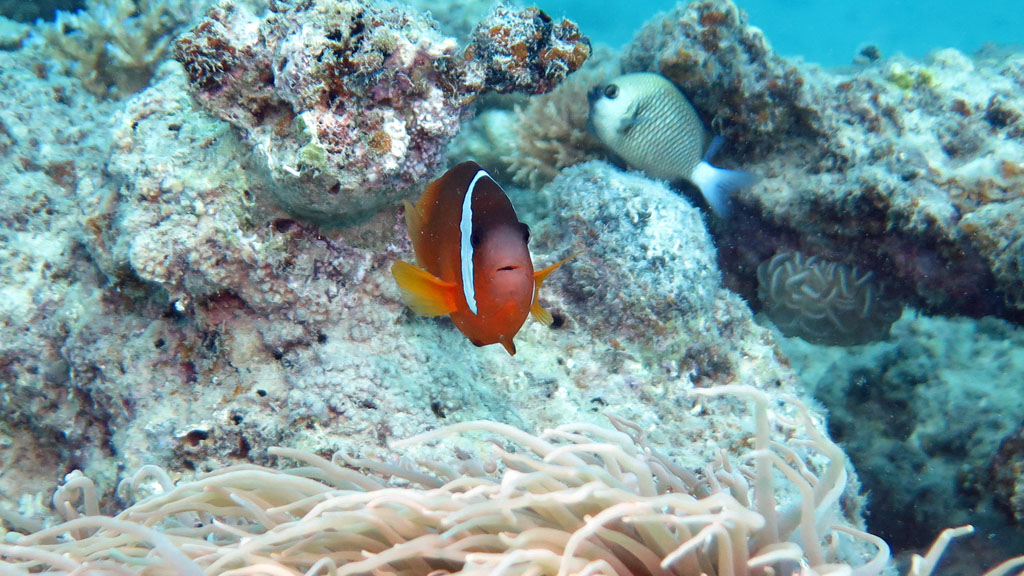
234, 436, 251, 459
183, 429, 209, 447
549, 310, 567, 329
273, 218, 297, 233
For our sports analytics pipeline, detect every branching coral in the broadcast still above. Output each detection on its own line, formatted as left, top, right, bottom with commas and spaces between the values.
757, 251, 902, 346
40, 0, 212, 98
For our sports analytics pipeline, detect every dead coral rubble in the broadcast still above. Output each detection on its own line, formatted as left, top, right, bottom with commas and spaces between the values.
174, 0, 590, 224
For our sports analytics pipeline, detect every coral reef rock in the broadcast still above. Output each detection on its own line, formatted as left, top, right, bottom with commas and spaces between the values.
2, 47, 797, 518
460, 5, 591, 95
782, 313, 1024, 555
537, 161, 720, 344
621, 0, 814, 158
621, 0, 1024, 324
527, 161, 780, 386
174, 0, 590, 224
990, 418, 1024, 527
757, 251, 902, 346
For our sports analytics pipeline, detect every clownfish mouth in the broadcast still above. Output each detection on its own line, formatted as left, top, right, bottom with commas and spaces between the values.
497, 265, 520, 272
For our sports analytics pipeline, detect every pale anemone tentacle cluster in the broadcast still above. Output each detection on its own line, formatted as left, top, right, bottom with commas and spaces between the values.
757, 251, 903, 346
1, 386, 1020, 575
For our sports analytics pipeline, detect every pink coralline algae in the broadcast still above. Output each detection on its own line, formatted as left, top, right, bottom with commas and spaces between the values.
174, 0, 590, 224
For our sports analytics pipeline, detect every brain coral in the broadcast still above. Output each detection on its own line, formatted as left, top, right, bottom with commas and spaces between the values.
757, 251, 902, 346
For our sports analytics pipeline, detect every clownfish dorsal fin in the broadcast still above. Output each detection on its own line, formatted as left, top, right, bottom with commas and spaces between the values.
529, 251, 581, 325
402, 199, 423, 240
391, 260, 458, 317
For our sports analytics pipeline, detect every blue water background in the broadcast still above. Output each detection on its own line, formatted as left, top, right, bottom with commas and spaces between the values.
539, 0, 1024, 66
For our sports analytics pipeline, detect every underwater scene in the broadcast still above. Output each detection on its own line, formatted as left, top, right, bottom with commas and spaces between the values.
0, 0, 1023, 574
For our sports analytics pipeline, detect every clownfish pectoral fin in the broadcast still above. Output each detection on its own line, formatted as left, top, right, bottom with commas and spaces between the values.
391, 260, 458, 317
529, 299, 554, 326
529, 251, 581, 326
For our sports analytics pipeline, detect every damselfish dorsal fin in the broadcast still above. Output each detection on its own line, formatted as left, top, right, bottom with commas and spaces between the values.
391, 260, 458, 317
530, 251, 581, 325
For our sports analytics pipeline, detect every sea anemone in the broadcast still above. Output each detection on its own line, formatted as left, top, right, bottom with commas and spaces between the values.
1, 386, 890, 575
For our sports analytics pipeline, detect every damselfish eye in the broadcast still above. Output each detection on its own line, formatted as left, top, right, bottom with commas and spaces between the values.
604, 84, 618, 99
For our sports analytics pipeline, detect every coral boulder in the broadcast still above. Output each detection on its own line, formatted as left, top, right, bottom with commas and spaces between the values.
174, 0, 590, 224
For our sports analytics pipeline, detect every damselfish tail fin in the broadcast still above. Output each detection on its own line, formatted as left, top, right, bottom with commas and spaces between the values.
690, 161, 756, 219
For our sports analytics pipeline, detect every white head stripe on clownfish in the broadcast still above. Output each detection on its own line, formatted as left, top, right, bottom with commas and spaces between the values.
459, 169, 490, 315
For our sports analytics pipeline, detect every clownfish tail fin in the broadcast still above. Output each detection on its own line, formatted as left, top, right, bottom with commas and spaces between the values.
391, 260, 458, 317
530, 250, 581, 325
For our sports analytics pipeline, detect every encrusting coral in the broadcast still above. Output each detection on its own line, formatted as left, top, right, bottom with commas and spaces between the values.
40, 0, 212, 98
173, 0, 590, 223
756, 251, 902, 346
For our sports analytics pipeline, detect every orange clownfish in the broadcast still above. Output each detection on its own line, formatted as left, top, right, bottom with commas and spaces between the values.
391, 161, 572, 355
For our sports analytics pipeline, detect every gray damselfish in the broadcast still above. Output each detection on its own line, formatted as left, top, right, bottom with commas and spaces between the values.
587, 72, 753, 217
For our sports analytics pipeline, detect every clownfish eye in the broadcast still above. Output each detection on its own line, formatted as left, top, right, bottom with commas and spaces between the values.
604, 84, 618, 99
470, 233, 480, 248
520, 223, 530, 243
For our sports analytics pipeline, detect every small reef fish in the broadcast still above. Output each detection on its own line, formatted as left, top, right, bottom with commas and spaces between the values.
587, 72, 754, 218
392, 161, 571, 355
